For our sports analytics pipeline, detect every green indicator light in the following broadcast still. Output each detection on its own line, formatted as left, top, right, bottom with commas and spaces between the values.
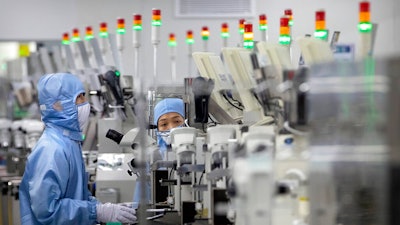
243, 41, 254, 49
314, 30, 328, 40
202, 36, 209, 41
221, 33, 230, 38
279, 35, 291, 45
117, 28, 126, 34
115, 70, 120, 76
62, 40, 70, 45
168, 41, 177, 47
85, 35, 94, 40
82, 134, 86, 140
289, 20, 293, 26
186, 39, 194, 45
259, 25, 268, 31
239, 28, 244, 34
358, 22, 372, 33
99, 32, 108, 38
133, 25, 142, 31
152, 20, 162, 26
71, 37, 81, 42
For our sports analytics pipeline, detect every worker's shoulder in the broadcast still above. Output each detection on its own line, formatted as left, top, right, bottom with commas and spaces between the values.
34, 131, 75, 154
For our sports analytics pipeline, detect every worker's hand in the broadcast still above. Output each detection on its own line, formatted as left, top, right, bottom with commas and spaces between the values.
96, 202, 137, 223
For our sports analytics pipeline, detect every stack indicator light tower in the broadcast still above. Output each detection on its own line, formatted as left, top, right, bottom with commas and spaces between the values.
168, 33, 177, 82
358, 0, 375, 106
132, 14, 142, 49
71, 28, 81, 43
259, 14, 268, 42
358, 1, 373, 58
84, 26, 95, 67
201, 26, 210, 52
116, 17, 126, 74
314, 10, 328, 41
279, 16, 292, 62
132, 14, 142, 91
71, 28, 83, 69
61, 32, 77, 70
221, 23, 229, 48
186, 30, 194, 77
99, 22, 109, 55
151, 9, 161, 86
62, 32, 70, 45
238, 18, 245, 47
358, 1, 373, 33
284, 9, 294, 27
85, 26, 94, 41
284, 8, 294, 60
279, 16, 291, 46
116, 18, 126, 50
243, 22, 254, 49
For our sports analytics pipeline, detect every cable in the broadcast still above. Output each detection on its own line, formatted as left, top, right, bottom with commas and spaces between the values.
221, 92, 244, 111
198, 170, 205, 185
207, 114, 219, 127
226, 92, 244, 108
283, 121, 309, 136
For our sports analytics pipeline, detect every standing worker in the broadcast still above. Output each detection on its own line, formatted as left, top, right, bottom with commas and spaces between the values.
19, 73, 137, 224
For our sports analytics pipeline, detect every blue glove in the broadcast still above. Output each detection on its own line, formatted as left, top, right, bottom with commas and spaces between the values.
96, 203, 137, 223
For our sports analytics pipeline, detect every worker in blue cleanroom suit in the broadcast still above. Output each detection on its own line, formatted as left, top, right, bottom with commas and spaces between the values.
132, 98, 185, 208
19, 73, 137, 225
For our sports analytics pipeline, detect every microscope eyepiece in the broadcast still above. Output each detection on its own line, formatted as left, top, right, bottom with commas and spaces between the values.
105, 129, 124, 144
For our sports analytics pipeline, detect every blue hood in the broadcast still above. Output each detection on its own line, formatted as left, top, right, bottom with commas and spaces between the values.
38, 73, 85, 140
153, 98, 185, 125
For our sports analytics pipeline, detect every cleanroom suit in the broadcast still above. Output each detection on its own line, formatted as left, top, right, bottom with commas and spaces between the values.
19, 73, 98, 224
132, 98, 185, 207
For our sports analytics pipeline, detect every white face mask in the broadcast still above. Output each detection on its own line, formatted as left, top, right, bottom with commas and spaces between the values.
157, 124, 185, 145
77, 102, 91, 131
158, 130, 171, 145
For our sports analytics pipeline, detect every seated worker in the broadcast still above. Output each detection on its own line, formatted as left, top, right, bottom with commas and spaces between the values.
19, 73, 137, 224
133, 98, 185, 208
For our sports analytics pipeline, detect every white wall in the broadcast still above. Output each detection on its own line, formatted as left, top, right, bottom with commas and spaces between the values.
0, 0, 398, 86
